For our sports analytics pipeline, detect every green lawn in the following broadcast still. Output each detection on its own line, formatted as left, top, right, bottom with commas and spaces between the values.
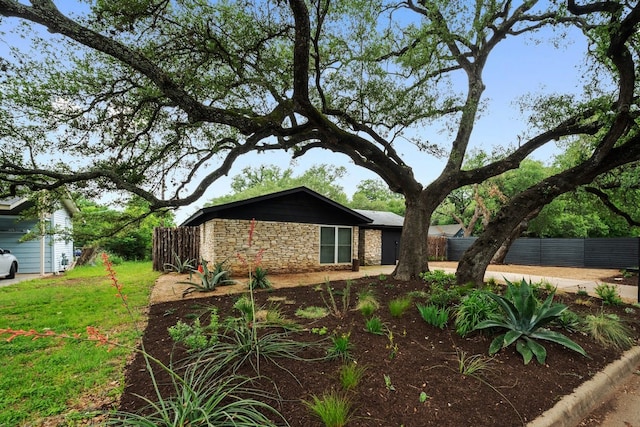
0, 260, 159, 426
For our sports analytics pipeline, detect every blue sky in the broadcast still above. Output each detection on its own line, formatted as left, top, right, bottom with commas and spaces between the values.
0, 3, 593, 224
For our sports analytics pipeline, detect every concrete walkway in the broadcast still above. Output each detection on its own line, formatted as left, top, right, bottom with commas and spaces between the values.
0, 273, 45, 288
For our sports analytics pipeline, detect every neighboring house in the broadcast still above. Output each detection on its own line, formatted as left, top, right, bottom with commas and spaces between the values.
180, 187, 402, 276
0, 197, 78, 274
428, 224, 464, 238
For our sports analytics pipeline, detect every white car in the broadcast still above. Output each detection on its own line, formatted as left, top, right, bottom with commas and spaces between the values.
0, 248, 18, 279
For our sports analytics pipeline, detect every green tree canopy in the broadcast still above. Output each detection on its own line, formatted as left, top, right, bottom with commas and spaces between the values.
348, 179, 405, 215
2, 1, 640, 284
206, 164, 348, 206
74, 196, 174, 260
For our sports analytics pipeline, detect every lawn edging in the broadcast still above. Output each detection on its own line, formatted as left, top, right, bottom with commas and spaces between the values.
528, 345, 640, 427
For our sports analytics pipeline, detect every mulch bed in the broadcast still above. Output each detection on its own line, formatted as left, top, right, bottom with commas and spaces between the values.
118, 276, 640, 427
601, 270, 639, 287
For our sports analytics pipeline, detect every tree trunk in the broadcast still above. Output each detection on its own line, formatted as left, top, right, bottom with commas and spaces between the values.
393, 189, 443, 280
491, 208, 540, 264
456, 142, 640, 286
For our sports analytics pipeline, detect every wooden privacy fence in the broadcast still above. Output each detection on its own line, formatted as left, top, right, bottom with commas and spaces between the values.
428, 236, 448, 260
152, 227, 200, 271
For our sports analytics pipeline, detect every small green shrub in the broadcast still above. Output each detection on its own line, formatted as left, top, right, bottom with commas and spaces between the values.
430, 283, 463, 306
594, 283, 623, 306
582, 312, 633, 350
364, 316, 385, 335
389, 295, 412, 317
168, 309, 219, 352
419, 270, 456, 287
454, 290, 500, 337
416, 303, 449, 329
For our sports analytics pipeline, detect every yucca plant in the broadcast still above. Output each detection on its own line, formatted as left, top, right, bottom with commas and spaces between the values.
474, 279, 587, 364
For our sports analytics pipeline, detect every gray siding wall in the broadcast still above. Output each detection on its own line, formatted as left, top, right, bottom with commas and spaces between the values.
0, 217, 52, 273
448, 237, 639, 269
52, 209, 74, 272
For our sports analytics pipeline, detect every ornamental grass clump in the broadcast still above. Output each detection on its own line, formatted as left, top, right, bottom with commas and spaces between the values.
339, 362, 366, 391
388, 295, 412, 317
304, 390, 353, 427
364, 316, 385, 335
355, 289, 379, 317
582, 312, 633, 350
474, 278, 587, 365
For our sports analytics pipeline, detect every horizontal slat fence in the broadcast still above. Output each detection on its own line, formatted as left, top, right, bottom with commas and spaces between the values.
448, 237, 639, 269
152, 227, 200, 271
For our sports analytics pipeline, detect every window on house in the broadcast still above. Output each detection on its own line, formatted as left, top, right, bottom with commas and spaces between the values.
320, 226, 352, 263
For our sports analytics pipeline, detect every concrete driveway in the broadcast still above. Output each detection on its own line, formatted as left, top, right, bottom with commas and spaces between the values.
0, 273, 44, 288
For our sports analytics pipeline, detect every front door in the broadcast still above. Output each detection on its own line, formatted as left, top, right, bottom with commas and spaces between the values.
381, 230, 401, 265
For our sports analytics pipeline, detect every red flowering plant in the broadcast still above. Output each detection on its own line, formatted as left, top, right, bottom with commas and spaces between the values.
236, 218, 270, 290
1, 253, 288, 426
0, 252, 133, 352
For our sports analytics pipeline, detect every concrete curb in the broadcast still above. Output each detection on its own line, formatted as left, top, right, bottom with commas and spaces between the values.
528, 346, 640, 427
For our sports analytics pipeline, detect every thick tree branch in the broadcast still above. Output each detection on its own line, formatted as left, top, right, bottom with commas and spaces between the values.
584, 186, 640, 227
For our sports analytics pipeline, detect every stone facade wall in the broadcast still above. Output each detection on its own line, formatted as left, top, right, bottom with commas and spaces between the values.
360, 228, 382, 266
200, 218, 359, 276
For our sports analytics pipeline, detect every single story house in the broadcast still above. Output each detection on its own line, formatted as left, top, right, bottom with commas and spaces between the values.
180, 187, 405, 276
0, 196, 77, 274
428, 224, 464, 238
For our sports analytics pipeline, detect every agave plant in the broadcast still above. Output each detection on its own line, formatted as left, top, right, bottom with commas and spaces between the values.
163, 251, 197, 273
474, 279, 587, 364
180, 259, 237, 296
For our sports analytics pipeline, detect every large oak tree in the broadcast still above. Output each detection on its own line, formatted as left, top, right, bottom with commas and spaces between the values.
2, 1, 640, 283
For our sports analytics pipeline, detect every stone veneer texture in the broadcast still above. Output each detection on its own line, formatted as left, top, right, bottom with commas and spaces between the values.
200, 218, 359, 276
